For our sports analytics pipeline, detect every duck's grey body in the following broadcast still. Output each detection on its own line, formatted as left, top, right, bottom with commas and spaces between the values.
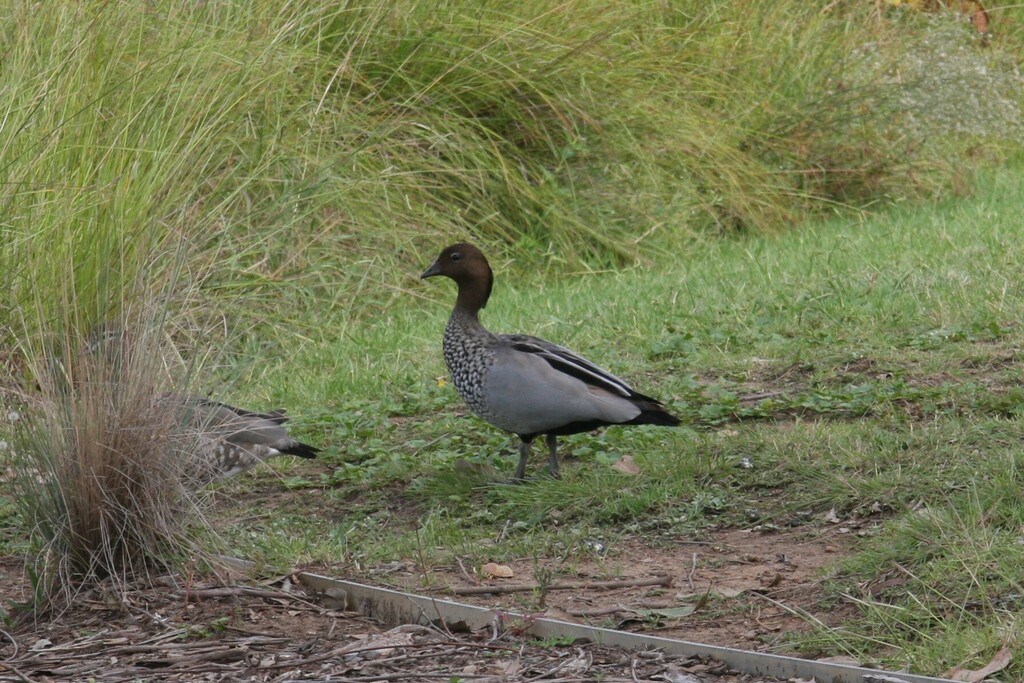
422, 243, 679, 480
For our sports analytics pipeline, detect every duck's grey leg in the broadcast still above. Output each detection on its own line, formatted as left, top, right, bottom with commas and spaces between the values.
514, 437, 533, 481
546, 434, 560, 479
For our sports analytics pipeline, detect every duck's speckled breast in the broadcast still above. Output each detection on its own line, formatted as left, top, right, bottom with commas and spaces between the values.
442, 313, 497, 421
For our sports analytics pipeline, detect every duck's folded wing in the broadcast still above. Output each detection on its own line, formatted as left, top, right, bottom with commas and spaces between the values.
501, 334, 634, 398
191, 397, 289, 424
177, 396, 292, 445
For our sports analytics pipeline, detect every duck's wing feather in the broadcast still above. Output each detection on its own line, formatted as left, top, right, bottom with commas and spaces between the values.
172, 397, 317, 456
500, 334, 634, 398
191, 398, 289, 425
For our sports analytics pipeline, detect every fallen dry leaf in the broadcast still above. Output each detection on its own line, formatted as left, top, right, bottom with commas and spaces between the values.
944, 647, 1012, 682
969, 1, 990, 35
339, 624, 436, 660
760, 571, 783, 588
655, 667, 703, 683
480, 562, 514, 578
30, 638, 52, 651
611, 454, 641, 475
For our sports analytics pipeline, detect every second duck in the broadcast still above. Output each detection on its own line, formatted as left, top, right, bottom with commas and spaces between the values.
421, 243, 679, 481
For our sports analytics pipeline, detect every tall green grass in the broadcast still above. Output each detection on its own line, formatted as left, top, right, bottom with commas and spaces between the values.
3, 0, 1019, 348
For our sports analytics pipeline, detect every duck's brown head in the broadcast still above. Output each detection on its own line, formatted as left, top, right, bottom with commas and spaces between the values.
421, 242, 494, 311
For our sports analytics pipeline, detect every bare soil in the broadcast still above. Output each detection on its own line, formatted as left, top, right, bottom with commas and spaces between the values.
361, 525, 859, 654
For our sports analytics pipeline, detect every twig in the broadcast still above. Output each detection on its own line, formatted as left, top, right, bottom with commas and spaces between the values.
565, 601, 676, 618
281, 672, 494, 682
495, 519, 512, 543
0, 662, 34, 683
447, 575, 672, 596
258, 641, 435, 670
98, 637, 288, 657
178, 585, 333, 615
177, 586, 298, 601
687, 552, 698, 592
738, 390, 785, 402
158, 647, 250, 666
523, 651, 577, 682
409, 433, 450, 457
455, 557, 479, 586
0, 628, 17, 662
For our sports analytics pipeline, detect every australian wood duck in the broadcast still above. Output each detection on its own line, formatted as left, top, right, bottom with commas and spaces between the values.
179, 398, 319, 483
421, 243, 679, 480
80, 323, 319, 484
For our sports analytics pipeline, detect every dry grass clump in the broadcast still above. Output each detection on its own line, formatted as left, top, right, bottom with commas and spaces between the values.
10, 315, 221, 614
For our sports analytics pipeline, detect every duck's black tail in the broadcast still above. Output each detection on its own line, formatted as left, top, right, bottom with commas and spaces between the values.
628, 392, 681, 427
280, 441, 320, 459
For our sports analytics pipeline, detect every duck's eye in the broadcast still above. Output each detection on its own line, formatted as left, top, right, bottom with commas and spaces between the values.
450, 252, 463, 262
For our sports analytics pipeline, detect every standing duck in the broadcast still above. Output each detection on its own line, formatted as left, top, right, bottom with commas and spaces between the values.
421, 243, 679, 480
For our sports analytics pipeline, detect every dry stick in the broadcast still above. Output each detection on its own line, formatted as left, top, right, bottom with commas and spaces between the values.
687, 552, 699, 592
523, 647, 589, 683
13, 630, 114, 654
258, 643, 436, 671
10, 662, 104, 677
738, 390, 785, 402
351, 649, 456, 670
178, 586, 298, 601
0, 662, 34, 683
262, 639, 521, 672
177, 585, 337, 617
92, 641, 246, 657
0, 628, 18, 663
162, 648, 251, 666
279, 673, 495, 683
447, 575, 672, 596
455, 556, 480, 586
565, 600, 676, 618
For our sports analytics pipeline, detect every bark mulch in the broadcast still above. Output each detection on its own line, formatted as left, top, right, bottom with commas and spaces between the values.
0, 575, 785, 682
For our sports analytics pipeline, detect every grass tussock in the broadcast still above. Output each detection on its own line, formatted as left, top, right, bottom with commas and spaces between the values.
9, 300, 221, 615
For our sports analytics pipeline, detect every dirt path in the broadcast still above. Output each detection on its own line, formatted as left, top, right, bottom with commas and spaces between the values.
360, 525, 858, 654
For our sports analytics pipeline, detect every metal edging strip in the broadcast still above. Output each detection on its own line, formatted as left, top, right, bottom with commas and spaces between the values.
296, 572, 956, 683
